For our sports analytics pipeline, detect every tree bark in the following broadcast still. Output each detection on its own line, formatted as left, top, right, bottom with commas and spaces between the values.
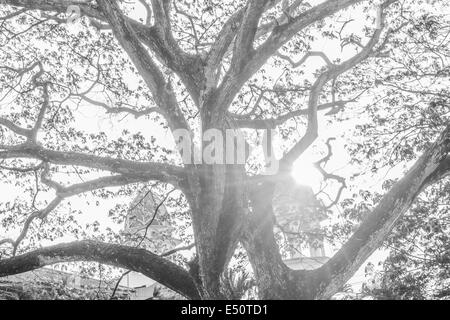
310, 124, 450, 299
191, 164, 247, 299
0, 240, 200, 300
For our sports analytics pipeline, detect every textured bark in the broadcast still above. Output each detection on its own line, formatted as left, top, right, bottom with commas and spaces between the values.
311, 124, 450, 299
242, 181, 293, 299
0, 240, 200, 299
190, 163, 247, 299
242, 180, 324, 300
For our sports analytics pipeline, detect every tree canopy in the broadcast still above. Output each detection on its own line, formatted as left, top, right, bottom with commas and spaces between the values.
0, 0, 449, 300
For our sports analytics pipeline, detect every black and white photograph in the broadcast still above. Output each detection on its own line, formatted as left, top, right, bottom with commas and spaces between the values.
0, 0, 449, 308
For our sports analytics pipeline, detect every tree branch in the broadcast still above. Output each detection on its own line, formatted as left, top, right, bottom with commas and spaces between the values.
0, 163, 159, 254
314, 138, 347, 209
160, 243, 195, 258
0, 118, 31, 137
218, 0, 397, 117
315, 124, 450, 299
0, 143, 187, 190
97, 0, 190, 133
231, 0, 270, 73
232, 101, 350, 129
1, 0, 203, 104
0, 240, 200, 299
279, 5, 390, 170
205, 0, 289, 85
276, 51, 334, 68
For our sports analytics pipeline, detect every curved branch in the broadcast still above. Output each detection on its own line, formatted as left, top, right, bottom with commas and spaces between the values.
0, 118, 31, 137
233, 101, 349, 129
138, 0, 152, 26
315, 124, 450, 299
10, 197, 62, 256
76, 94, 163, 119
279, 7, 389, 170
0, 240, 200, 299
1, 167, 157, 255
231, 0, 270, 72
276, 51, 334, 69
206, 0, 304, 75
314, 138, 347, 209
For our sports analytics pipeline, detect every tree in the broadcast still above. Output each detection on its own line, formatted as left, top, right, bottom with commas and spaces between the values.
0, 0, 449, 300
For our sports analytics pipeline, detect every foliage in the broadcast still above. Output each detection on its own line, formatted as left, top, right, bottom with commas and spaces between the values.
0, 0, 449, 299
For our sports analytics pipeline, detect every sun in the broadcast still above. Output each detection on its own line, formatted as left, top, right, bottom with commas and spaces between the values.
291, 156, 323, 190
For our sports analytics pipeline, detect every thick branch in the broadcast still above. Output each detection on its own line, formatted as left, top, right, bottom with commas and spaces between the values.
0, 240, 200, 299
0, 144, 186, 185
97, 0, 190, 133
206, 0, 304, 74
0, 118, 31, 137
231, 0, 270, 73
205, 0, 284, 82
232, 101, 349, 129
315, 124, 450, 299
1, 165, 157, 254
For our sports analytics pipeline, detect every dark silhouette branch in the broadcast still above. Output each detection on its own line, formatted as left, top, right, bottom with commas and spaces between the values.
279, 4, 391, 170
315, 124, 450, 299
0, 163, 158, 255
314, 138, 347, 209
0, 240, 200, 299
0, 144, 186, 185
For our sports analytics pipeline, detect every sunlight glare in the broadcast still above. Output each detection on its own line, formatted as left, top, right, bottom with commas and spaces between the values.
291, 157, 323, 190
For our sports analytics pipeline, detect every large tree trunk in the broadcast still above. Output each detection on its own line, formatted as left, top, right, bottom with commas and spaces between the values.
189, 163, 247, 299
